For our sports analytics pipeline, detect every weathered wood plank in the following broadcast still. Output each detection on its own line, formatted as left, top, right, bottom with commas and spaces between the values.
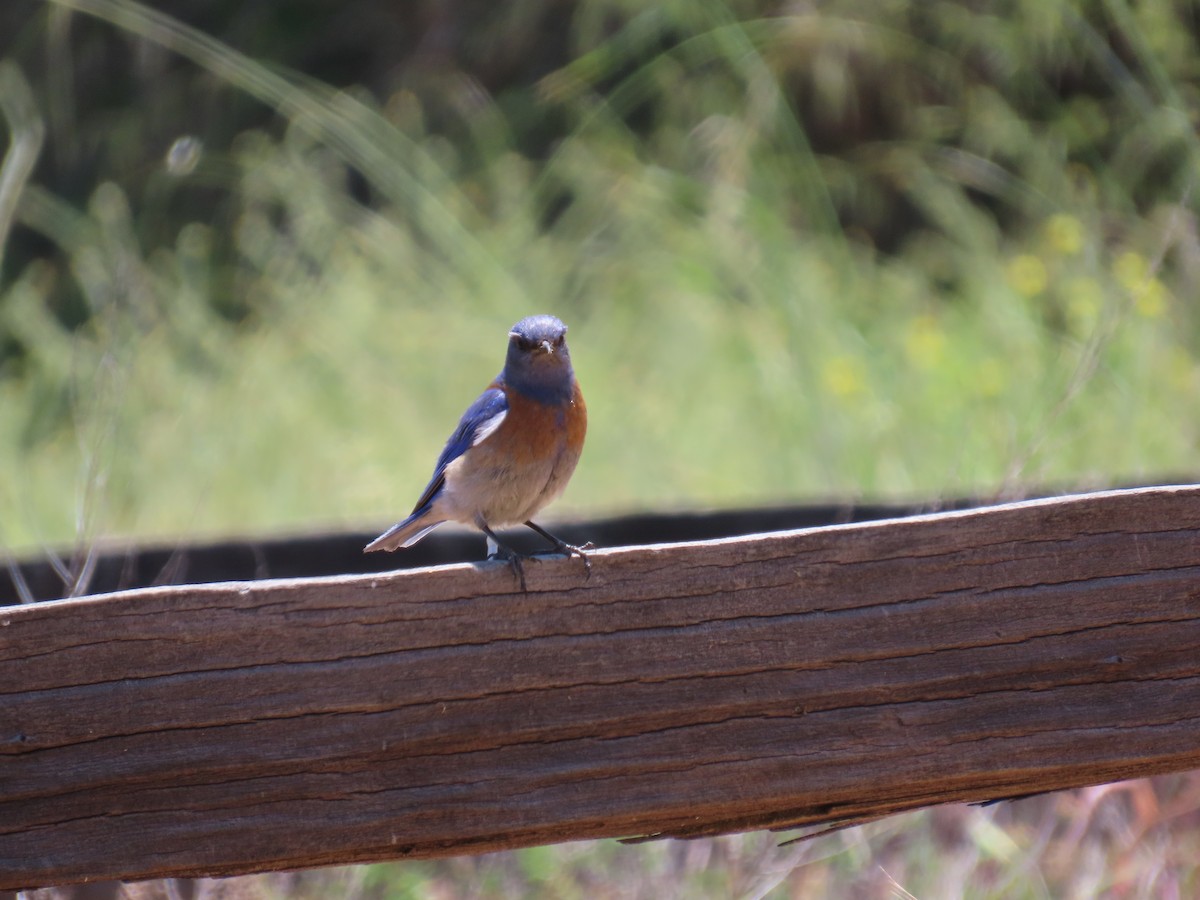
1, 500, 971, 604
3, 485, 1200, 890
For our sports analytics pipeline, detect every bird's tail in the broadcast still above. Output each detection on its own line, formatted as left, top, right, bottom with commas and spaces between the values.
364, 511, 445, 553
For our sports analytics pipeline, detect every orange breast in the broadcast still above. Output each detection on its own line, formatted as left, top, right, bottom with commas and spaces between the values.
488, 381, 586, 467
446, 379, 585, 525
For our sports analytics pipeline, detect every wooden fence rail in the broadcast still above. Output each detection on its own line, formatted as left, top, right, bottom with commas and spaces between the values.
3, 485, 1200, 890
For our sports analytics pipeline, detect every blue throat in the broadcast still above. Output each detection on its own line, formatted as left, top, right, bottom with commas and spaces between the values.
502, 367, 575, 405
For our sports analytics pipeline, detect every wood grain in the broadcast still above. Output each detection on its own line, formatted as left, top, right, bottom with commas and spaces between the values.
3, 486, 1200, 890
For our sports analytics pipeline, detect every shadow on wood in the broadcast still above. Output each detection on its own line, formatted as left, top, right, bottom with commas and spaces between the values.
2, 499, 977, 605
3, 485, 1200, 890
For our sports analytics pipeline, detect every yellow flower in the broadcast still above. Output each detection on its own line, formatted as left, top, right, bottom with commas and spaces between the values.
822, 355, 866, 398
976, 358, 1006, 398
1064, 276, 1103, 332
1134, 278, 1169, 318
1112, 250, 1148, 291
904, 314, 946, 368
1044, 214, 1085, 256
1111, 251, 1169, 316
1167, 346, 1196, 391
1006, 254, 1048, 297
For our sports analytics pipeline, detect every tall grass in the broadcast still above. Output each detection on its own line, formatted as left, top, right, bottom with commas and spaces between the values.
4, 0, 1199, 552
3, 0, 1200, 893
4, 0, 1200, 551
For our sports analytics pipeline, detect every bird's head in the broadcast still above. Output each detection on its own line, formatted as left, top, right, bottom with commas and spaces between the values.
503, 315, 575, 399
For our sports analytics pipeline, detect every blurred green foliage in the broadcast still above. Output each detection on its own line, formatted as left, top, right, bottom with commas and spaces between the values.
3, 3, 1200, 895
2, 0, 1198, 552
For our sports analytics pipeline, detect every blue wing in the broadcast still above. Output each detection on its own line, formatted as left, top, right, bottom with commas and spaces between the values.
409, 385, 508, 516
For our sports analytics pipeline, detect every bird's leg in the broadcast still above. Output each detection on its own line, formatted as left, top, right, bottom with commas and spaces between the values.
524, 521, 593, 575
478, 520, 527, 591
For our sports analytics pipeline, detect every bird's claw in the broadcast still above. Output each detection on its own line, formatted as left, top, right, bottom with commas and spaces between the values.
488, 547, 528, 592
550, 540, 592, 579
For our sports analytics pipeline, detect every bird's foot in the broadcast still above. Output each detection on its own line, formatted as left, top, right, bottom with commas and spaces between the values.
523, 521, 593, 579
487, 545, 529, 592
543, 539, 593, 578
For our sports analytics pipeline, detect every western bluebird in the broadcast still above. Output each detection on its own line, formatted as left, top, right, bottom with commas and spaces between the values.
365, 314, 589, 586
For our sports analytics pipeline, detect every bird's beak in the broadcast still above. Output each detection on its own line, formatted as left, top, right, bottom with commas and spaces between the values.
539, 340, 554, 354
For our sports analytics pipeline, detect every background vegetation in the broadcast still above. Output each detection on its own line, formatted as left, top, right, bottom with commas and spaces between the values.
4, 0, 1200, 895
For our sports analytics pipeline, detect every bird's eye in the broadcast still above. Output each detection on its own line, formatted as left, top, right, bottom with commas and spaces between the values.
514, 335, 535, 351
553, 334, 565, 347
